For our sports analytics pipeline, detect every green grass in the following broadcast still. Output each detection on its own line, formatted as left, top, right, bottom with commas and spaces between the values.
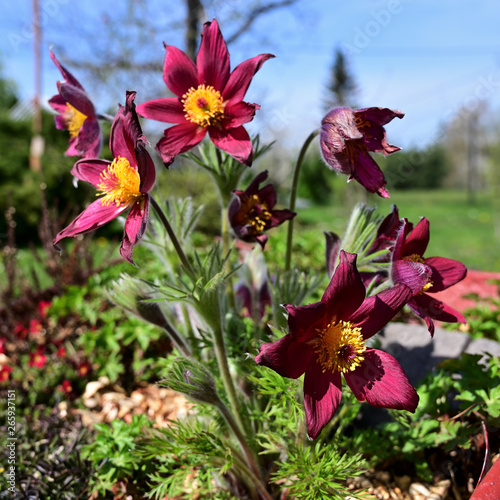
296, 189, 500, 272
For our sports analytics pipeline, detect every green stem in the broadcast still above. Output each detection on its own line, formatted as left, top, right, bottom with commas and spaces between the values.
284, 129, 319, 272
218, 402, 267, 490
221, 203, 235, 309
150, 195, 195, 279
212, 325, 245, 433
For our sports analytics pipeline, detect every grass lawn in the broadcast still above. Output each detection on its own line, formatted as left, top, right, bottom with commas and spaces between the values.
296, 188, 500, 272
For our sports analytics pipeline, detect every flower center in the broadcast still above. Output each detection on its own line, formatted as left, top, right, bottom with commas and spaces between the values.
403, 254, 434, 293
235, 194, 272, 235
64, 103, 87, 138
315, 321, 366, 374
182, 84, 225, 127
96, 156, 143, 207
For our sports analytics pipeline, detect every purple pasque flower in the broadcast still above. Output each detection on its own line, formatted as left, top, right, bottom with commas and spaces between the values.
228, 171, 295, 249
255, 250, 417, 439
390, 217, 467, 336
136, 19, 274, 167
48, 50, 101, 158
54, 91, 156, 265
320, 107, 404, 198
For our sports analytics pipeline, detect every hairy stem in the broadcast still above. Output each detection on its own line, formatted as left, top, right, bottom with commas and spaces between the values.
284, 129, 319, 272
150, 195, 195, 279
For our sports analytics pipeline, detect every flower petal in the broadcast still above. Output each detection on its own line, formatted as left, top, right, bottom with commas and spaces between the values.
351, 283, 412, 339
120, 196, 149, 265
74, 117, 101, 158
425, 256, 467, 292
135, 143, 156, 194
285, 301, 328, 343
197, 19, 230, 90
409, 293, 466, 332
403, 218, 430, 257
303, 363, 342, 439
208, 125, 253, 166
50, 50, 84, 90
111, 91, 145, 165
268, 208, 296, 228
254, 333, 315, 379
324, 231, 341, 278
352, 146, 390, 198
223, 101, 260, 129
391, 259, 432, 295
48, 94, 68, 114
223, 53, 275, 103
163, 45, 198, 97
58, 82, 96, 118
354, 107, 404, 154
345, 348, 418, 412
136, 98, 186, 123
54, 199, 126, 247
156, 123, 207, 167
321, 250, 366, 322
71, 159, 111, 188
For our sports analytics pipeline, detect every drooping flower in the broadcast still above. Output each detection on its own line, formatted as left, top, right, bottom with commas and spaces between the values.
255, 250, 417, 439
48, 50, 101, 158
29, 347, 47, 369
390, 217, 467, 336
53, 91, 156, 265
136, 19, 274, 167
320, 107, 404, 198
228, 171, 295, 249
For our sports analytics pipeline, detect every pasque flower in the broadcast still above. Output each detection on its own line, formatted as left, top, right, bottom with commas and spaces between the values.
320, 107, 404, 198
390, 218, 467, 336
228, 171, 296, 249
48, 50, 101, 158
255, 250, 418, 439
54, 91, 156, 265
136, 19, 274, 167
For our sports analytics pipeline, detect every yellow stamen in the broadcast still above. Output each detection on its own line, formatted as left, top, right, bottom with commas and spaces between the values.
403, 254, 434, 293
96, 156, 143, 207
64, 103, 87, 138
182, 84, 225, 127
235, 194, 272, 235
315, 321, 366, 374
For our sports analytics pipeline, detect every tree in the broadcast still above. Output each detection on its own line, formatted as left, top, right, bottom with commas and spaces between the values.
324, 47, 357, 110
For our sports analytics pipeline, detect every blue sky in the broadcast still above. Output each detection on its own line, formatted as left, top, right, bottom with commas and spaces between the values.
1, 0, 500, 150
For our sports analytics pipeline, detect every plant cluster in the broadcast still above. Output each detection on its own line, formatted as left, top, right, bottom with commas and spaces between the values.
4, 17, 497, 500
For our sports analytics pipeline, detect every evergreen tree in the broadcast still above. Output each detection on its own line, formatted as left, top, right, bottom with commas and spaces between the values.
324, 48, 357, 110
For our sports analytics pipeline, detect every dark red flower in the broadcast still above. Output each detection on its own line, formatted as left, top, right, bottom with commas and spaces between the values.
255, 251, 417, 439
228, 171, 295, 249
29, 347, 47, 369
136, 19, 274, 167
320, 107, 403, 198
53, 91, 156, 265
77, 361, 91, 377
391, 218, 467, 336
48, 50, 101, 158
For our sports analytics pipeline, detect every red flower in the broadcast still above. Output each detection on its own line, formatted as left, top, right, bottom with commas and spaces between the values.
29, 319, 43, 335
53, 91, 156, 265
13, 323, 27, 338
228, 171, 296, 249
136, 19, 274, 167
390, 218, 467, 336
37, 300, 52, 318
60, 380, 73, 394
0, 364, 13, 382
320, 107, 403, 198
56, 346, 66, 358
255, 251, 417, 439
77, 361, 91, 377
0, 337, 5, 355
48, 50, 101, 158
29, 347, 47, 369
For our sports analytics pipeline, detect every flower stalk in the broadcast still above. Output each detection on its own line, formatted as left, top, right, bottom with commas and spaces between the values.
285, 129, 319, 272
